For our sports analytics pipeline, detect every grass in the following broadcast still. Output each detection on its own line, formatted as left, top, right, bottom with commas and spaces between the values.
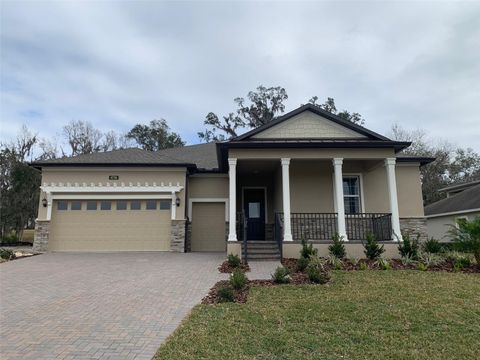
154, 271, 480, 360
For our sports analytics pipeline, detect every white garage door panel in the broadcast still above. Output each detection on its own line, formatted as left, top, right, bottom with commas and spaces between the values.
49, 201, 171, 251
191, 202, 226, 252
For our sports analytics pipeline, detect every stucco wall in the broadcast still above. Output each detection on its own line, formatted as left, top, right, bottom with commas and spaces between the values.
188, 175, 228, 198
282, 242, 401, 259
37, 167, 187, 220
427, 212, 480, 241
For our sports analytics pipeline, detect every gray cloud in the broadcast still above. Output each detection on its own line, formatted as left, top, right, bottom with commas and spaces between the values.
1, 1, 479, 150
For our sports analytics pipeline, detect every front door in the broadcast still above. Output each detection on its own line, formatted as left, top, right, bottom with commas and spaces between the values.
243, 188, 266, 240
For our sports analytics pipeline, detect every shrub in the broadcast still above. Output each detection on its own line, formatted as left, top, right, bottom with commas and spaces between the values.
306, 256, 331, 284
0, 234, 19, 245
300, 238, 318, 259
363, 233, 385, 260
328, 234, 346, 259
444, 251, 473, 267
230, 268, 248, 290
0, 248, 15, 261
398, 234, 420, 259
423, 238, 442, 254
418, 252, 445, 267
326, 255, 343, 270
349, 257, 359, 266
359, 262, 369, 270
376, 258, 391, 270
417, 262, 427, 271
272, 266, 291, 284
296, 256, 309, 272
217, 287, 234, 302
227, 253, 241, 268
448, 217, 480, 265
400, 254, 417, 266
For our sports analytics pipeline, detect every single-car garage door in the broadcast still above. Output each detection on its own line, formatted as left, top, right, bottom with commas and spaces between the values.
49, 199, 172, 251
191, 202, 226, 252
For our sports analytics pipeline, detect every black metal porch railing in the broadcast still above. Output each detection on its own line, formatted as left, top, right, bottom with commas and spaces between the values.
345, 213, 392, 241
276, 212, 392, 241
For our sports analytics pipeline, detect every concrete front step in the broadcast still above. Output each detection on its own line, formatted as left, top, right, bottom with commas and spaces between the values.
247, 254, 281, 261
243, 248, 280, 254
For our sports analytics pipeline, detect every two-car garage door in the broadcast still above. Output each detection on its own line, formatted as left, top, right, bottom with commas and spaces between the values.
49, 199, 171, 251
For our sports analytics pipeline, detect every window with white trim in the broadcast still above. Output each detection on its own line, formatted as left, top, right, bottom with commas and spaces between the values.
343, 176, 361, 214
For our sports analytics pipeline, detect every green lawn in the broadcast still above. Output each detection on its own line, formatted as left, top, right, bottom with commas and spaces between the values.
155, 271, 480, 360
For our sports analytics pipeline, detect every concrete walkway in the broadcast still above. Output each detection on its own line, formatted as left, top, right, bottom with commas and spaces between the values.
248, 261, 282, 280
0, 252, 226, 360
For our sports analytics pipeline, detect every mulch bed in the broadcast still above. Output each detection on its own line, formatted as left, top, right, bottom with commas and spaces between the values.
283, 258, 480, 273
202, 273, 319, 305
218, 261, 250, 273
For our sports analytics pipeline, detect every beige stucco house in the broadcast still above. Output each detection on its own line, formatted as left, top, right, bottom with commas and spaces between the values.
425, 180, 480, 241
32, 104, 433, 259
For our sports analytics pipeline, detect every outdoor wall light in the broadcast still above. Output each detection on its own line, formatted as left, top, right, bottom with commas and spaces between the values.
176, 197, 181, 207
42, 197, 48, 207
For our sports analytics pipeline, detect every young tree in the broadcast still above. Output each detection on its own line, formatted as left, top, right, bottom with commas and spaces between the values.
126, 119, 184, 151
308, 96, 365, 125
198, 85, 288, 141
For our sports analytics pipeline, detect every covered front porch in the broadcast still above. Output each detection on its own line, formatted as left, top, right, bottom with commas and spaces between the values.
227, 156, 403, 259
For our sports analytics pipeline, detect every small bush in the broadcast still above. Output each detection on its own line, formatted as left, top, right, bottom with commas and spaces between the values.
0, 248, 15, 260
363, 233, 385, 261
0, 234, 19, 245
423, 238, 442, 254
398, 234, 420, 259
300, 238, 318, 259
296, 256, 309, 272
306, 256, 331, 284
418, 252, 445, 267
230, 268, 248, 290
454, 257, 471, 269
376, 258, 391, 270
217, 287, 234, 302
328, 234, 346, 259
227, 253, 241, 268
401, 254, 417, 266
448, 216, 480, 265
444, 251, 473, 267
359, 262, 368, 270
417, 262, 427, 271
349, 257, 359, 266
326, 255, 343, 270
272, 266, 291, 284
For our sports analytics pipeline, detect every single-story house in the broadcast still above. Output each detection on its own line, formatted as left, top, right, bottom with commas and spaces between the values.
425, 180, 480, 241
32, 104, 433, 259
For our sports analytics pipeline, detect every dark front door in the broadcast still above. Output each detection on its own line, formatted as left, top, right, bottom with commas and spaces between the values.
243, 188, 266, 240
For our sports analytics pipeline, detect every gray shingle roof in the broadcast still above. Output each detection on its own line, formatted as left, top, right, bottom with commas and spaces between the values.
424, 184, 480, 216
31, 143, 220, 171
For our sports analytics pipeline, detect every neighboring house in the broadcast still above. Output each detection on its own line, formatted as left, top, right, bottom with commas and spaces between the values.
425, 180, 480, 241
31, 104, 433, 259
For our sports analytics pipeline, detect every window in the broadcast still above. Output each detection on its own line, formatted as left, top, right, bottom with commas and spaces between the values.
57, 201, 68, 211
248, 202, 261, 218
130, 200, 141, 210
146, 200, 157, 210
87, 201, 97, 211
159, 200, 171, 210
116, 200, 127, 210
100, 201, 111, 210
343, 176, 361, 214
71, 201, 82, 210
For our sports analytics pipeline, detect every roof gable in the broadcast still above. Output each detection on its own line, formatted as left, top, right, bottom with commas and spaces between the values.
251, 110, 367, 139
234, 104, 390, 141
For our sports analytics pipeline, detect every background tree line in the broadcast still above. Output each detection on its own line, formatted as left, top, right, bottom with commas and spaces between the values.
1, 85, 479, 243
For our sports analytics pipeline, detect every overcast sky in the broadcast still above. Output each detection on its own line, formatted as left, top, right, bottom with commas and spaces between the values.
1, 0, 479, 150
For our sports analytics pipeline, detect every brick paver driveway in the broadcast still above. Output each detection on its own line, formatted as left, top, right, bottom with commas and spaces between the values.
0, 252, 226, 360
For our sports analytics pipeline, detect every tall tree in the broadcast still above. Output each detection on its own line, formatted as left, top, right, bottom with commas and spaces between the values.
198, 85, 288, 142
62, 120, 103, 156
126, 119, 185, 151
389, 124, 480, 205
308, 96, 365, 125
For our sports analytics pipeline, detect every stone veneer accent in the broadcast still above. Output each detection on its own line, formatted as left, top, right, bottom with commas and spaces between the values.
170, 220, 186, 252
33, 220, 50, 252
400, 217, 428, 242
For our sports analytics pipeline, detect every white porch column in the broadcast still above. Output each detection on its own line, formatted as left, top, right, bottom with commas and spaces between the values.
281, 158, 293, 241
385, 158, 403, 241
46, 192, 53, 221
171, 192, 177, 220
228, 158, 237, 241
332, 158, 348, 241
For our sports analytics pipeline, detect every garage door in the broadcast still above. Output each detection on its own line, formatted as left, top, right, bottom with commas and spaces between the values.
49, 199, 172, 251
191, 202, 226, 252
